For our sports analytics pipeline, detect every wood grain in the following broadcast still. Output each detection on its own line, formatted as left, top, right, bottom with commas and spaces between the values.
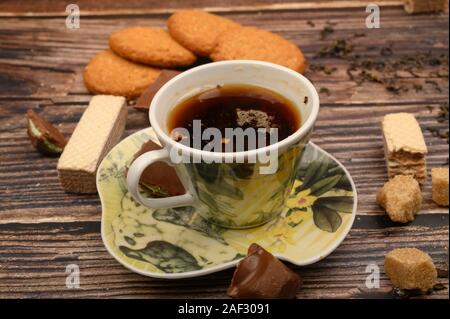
0, 1, 448, 299
0, 1, 403, 16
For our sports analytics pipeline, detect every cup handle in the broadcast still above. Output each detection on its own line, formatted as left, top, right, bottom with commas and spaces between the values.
126, 148, 195, 209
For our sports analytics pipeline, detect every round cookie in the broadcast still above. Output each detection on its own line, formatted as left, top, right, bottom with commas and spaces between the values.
210, 27, 306, 73
83, 50, 161, 99
168, 10, 241, 57
109, 27, 196, 68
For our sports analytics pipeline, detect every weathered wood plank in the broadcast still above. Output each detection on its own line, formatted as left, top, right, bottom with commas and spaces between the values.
0, 1, 404, 16
0, 220, 447, 298
0, 8, 447, 103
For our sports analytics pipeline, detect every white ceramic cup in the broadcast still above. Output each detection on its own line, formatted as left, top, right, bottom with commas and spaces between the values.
127, 60, 320, 229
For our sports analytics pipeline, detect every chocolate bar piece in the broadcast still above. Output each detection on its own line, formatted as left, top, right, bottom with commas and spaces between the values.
129, 140, 185, 197
57, 95, 127, 193
27, 109, 67, 156
227, 244, 301, 299
134, 70, 181, 111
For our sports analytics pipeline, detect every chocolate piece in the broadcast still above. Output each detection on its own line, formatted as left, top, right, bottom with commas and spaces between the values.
130, 140, 185, 197
134, 70, 181, 111
227, 243, 301, 299
26, 109, 67, 156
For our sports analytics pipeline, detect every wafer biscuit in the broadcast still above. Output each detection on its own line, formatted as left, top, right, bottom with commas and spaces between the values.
382, 113, 427, 155
388, 170, 426, 184
382, 113, 427, 183
58, 95, 127, 193
388, 167, 426, 176
388, 152, 426, 164
404, 0, 448, 14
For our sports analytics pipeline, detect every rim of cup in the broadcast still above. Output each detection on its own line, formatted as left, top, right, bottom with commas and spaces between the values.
149, 60, 320, 162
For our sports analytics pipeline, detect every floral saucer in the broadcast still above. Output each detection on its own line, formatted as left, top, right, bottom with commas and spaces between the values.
98, 128, 357, 279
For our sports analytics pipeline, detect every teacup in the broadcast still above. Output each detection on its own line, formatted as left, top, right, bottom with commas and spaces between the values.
127, 60, 320, 229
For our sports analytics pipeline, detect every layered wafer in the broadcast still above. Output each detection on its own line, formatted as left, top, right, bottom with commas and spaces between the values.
58, 95, 127, 193
382, 113, 428, 183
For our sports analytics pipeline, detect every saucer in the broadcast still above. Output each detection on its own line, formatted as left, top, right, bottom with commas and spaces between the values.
98, 128, 357, 279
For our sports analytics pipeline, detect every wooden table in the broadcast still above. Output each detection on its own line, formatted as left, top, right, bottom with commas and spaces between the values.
0, 0, 448, 299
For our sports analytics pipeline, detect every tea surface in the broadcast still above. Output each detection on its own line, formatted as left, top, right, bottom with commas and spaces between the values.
168, 85, 301, 152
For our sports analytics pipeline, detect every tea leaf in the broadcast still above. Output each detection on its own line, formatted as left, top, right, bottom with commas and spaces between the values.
313, 205, 342, 233
433, 283, 447, 291
320, 25, 334, 40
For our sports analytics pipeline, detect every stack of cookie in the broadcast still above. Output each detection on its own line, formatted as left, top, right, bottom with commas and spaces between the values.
381, 113, 428, 184
83, 10, 306, 100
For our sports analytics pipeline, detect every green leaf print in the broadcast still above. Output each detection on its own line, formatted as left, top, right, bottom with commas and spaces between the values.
309, 175, 342, 196
120, 240, 201, 273
295, 160, 329, 193
335, 174, 353, 191
152, 207, 227, 244
314, 196, 353, 213
312, 204, 342, 233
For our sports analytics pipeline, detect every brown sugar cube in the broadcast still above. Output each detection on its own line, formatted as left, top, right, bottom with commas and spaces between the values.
385, 248, 437, 290
377, 175, 422, 223
432, 168, 449, 206
403, 0, 448, 14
